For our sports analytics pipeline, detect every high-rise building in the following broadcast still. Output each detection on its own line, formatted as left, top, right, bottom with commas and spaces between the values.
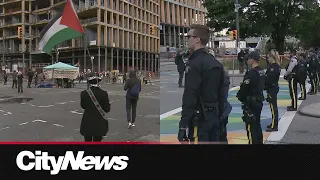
159, 0, 209, 50
0, 0, 160, 73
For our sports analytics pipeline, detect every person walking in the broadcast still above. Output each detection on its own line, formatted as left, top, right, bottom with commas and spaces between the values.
3, 71, 7, 85
80, 74, 111, 142
175, 49, 186, 88
124, 71, 141, 129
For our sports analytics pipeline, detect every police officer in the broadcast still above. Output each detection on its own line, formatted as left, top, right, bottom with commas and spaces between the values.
265, 50, 281, 132
297, 53, 308, 100
307, 48, 318, 95
177, 24, 225, 143
237, 51, 265, 144
284, 49, 298, 111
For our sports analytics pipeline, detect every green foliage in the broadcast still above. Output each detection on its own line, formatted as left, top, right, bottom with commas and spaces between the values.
204, 0, 319, 52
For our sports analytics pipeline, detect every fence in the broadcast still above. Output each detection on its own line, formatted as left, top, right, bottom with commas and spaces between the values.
218, 55, 290, 87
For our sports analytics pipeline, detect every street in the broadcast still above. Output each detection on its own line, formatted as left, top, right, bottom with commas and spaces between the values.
0, 80, 160, 142
160, 61, 310, 144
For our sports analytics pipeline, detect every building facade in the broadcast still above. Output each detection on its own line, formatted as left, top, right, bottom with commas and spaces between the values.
159, 0, 208, 50
0, 0, 160, 73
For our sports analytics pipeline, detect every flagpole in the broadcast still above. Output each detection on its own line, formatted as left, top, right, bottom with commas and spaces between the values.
83, 34, 86, 73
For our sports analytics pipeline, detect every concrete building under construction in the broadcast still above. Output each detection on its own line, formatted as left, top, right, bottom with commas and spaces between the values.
159, 0, 208, 49
0, 0, 160, 73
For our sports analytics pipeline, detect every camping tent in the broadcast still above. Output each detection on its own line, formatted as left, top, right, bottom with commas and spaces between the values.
43, 62, 79, 79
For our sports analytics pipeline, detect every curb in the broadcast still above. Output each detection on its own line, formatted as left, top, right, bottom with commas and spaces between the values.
298, 103, 320, 118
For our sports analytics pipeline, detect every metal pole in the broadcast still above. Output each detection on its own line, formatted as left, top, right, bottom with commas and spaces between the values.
234, 0, 241, 87
56, 50, 58, 62
23, 52, 25, 74
2, 37, 4, 74
83, 36, 86, 72
235, 0, 240, 50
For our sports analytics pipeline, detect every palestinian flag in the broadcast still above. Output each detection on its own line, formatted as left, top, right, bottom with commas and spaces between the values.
38, 0, 85, 55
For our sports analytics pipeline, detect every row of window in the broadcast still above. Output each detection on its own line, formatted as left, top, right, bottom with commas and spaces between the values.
162, 2, 206, 26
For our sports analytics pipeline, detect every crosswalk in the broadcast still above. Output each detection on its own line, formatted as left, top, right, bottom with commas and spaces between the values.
160, 81, 297, 144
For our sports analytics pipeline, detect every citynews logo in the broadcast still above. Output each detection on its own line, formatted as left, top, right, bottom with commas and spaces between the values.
16, 151, 129, 175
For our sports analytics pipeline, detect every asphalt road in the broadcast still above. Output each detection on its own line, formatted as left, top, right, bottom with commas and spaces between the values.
279, 93, 320, 144
0, 81, 160, 142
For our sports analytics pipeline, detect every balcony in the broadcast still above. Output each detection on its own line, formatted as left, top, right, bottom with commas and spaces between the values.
80, 17, 99, 26
77, 1, 99, 12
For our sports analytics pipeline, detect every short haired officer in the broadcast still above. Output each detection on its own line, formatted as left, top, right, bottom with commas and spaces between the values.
236, 51, 265, 144
177, 24, 225, 143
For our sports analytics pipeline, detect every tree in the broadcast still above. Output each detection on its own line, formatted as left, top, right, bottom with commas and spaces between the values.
292, 3, 320, 48
204, 0, 318, 54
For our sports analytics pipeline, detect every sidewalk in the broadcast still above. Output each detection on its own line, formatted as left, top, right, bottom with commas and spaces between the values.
299, 94, 320, 118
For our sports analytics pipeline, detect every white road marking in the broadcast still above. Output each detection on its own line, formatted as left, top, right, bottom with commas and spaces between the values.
32, 119, 47, 123
38, 105, 54, 108
74, 128, 80, 131
70, 110, 83, 115
69, 101, 75, 103
57, 102, 66, 104
0, 127, 10, 131
166, 91, 179, 93
53, 124, 64, 127
21, 103, 26, 105
0, 110, 4, 112
116, 100, 120, 102
107, 118, 116, 121
110, 101, 114, 103
29, 104, 35, 106
160, 107, 182, 120
19, 122, 28, 125
267, 83, 311, 142
6, 112, 12, 115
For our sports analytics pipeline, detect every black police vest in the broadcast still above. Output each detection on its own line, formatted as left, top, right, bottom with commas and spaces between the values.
251, 68, 265, 95
309, 55, 319, 71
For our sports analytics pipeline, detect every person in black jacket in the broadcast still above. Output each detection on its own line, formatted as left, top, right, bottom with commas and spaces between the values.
265, 50, 281, 132
175, 49, 186, 88
178, 24, 225, 143
238, 50, 245, 74
124, 71, 141, 129
27, 69, 34, 88
80, 74, 110, 142
12, 70, 17, 88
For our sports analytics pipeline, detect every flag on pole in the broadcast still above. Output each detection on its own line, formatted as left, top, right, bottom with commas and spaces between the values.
38, 0, 85, 55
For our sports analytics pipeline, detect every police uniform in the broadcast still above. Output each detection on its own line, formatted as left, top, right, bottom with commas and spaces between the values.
307, 53, 318, 95
178, 48, 225, 143
265, 62, 281, 132
297, 58, 308, 100
284, 55, 298, 111
237, 51, 265, 144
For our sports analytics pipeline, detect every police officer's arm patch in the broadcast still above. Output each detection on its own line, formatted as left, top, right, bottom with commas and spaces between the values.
244, 79, 250, 84
270, 68, 274, 71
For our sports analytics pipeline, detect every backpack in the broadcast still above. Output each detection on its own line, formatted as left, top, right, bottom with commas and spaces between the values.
130, 81, 140, 97
309, 55, 318, 71
297, 60, 307, 79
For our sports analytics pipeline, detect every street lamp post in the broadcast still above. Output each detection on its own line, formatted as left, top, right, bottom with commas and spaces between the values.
234, 0, 241, 52
90, 56, 94, 72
